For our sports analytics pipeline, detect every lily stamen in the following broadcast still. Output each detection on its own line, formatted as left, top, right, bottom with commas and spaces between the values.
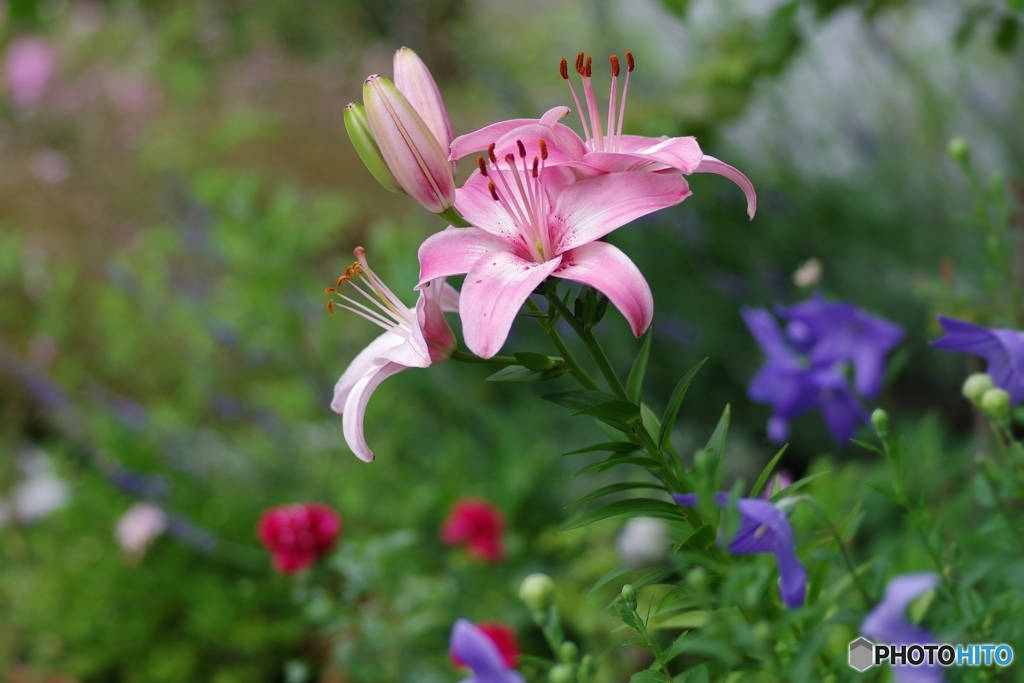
324, 248, 416, 337
559, 50, 635, 153
479, 139, 553, 262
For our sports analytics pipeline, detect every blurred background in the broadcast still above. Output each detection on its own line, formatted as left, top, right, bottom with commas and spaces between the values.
0, 0, 1021, 680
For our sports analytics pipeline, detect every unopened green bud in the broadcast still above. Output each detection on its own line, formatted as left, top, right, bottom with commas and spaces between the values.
620, 583, 637, 607
948, 137, 970, 165
981, 387, 1011, 419
344, 103, 403, 194
548, 663, 575, 683
687, 567, 707, 591
871, 408, 889, 438
519, 573, 556, 611
963, 373, 994, 405
558, 640, 579, 664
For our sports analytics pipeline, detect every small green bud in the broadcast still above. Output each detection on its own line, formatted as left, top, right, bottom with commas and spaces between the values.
687, 567, 707, 591
981, 387, 1011, 419
948, 137, 970, 165
871, 408, 889, 438
548, 663, 575, 683
558, 640, 579, 664
344, 103, 403, 194
519, 573, 556, 612
963, 373, 994, 404
620, 583, 637, 605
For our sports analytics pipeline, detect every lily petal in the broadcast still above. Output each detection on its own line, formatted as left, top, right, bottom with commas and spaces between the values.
363, 75, 455, 213
342, 361, 407, 462
416, 278, 457, 362
449, 106, 580, 162
694, 155, 757, 220
393, 47, 453, 153
461, 251, 561, 358
555, 241, 653, 337
454, 173, 539, 252
552, 171, 691, 254
418, 227, 512, 283
331, 331, 407, 414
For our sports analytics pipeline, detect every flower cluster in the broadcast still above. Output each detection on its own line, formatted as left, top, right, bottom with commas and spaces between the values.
334, 47, 756, 461
440, 498, 506, 563
742, 296, 903, 443
257, 503, 341, 574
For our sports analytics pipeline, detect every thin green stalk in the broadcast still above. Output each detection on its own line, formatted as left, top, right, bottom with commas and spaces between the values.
525, 299, 600, 391
449, 349, 519, 366
801, 498, 872, 605
541, 289, 668, 468
543, 289, 628, 399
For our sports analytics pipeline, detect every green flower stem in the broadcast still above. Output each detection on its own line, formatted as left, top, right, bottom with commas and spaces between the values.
801, 497, 872, 605
436, 207, 474, 228
525, 299, 601, 391
541, 288, 668, 474
449, 349, 519, 365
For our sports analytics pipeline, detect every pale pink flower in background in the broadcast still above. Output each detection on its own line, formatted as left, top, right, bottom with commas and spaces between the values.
418, 143, 690, 358
5, 37, 57, 107
115, 502, 168, 557
451, 51, 757, 220
328, 248, 459, 461
0, 450, 70, 528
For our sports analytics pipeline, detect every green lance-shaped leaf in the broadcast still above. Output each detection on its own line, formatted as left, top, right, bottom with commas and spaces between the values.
487, 364, 568, 382
749, 444, 788, 499
626, 328, 653, 405
343, 103, 402, 193
658, 358, 708, 450
561, 498, 683, 531
513, 351, 556, 371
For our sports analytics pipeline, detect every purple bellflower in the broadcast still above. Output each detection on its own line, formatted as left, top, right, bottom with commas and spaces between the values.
742, 306, 869, 444
931, 315, 1024, 403
673, 492, 806, 608
449, 619, 524, 683
862, 573, 944, 683
776, 296, 904, 398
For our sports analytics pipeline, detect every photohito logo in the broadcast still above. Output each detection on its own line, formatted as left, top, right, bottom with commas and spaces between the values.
848, 639, 1014, 671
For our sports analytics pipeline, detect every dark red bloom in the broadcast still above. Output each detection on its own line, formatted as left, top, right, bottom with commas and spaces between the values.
257, 503, 341, 574
450, 622, 520, 669
440, 498, 505, 562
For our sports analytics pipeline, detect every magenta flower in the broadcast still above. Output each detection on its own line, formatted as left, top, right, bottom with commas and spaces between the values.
449, 619, 524, 683
5, 37, 56, 107
931, 315, 1024, 403
328, 248, 458, 461
418, 144, 689, 358
862, 573, 944, 683
450, 52, 756, 219
393, 47, 455, 174
674, 492, 806, 608
257, 503, 341, 574
440, 498, 506, 563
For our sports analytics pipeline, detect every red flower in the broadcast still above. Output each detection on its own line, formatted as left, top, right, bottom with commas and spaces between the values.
257, 503, 341, 574
450, 622, 520, 669
440, 498, 505, 562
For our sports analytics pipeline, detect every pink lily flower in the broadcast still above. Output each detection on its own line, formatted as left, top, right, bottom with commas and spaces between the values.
450, 52, 756, 220
327, 248, 458, 461
418, 140, 690, 358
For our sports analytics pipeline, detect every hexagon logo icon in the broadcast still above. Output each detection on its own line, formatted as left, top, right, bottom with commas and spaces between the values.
849, 637, 874, 671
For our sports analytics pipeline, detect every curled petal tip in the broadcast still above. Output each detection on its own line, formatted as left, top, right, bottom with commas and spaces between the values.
694, 155, 757, 221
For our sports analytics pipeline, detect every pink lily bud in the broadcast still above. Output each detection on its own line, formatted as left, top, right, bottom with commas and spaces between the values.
393, 47, 454, 167
363, 74, 456, 213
